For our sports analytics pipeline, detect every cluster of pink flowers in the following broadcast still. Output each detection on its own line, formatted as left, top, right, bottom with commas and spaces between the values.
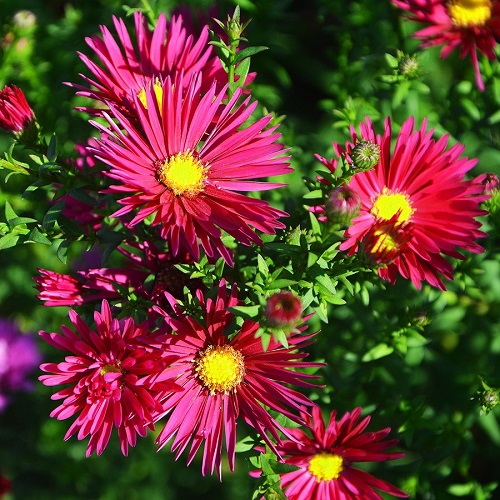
2, 3, 495, 496
27, 10, 412, 495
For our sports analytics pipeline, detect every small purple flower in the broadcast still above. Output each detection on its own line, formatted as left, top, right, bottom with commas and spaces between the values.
0, 319, 41, 411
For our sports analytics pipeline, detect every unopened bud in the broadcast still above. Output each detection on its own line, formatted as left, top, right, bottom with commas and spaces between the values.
351, 141, 381, 170
325, 186, 361, 224
398, 54, 419, 79
265, 291, 302, 329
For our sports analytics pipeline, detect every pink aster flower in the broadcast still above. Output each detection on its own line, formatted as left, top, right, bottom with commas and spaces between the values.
253, 405, 408, 499
0, 319, 41, 412
153, 280, 321, 478
0, 84, 36, 135
69, 11, 227, 116
39, 300, 182, 457
392, 0, 500, 91
90, 72, 291, 264
35, 240, 195, 308
329, 116, 489, 290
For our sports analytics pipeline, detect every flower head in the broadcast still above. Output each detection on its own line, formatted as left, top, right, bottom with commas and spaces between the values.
332, 116, 488, 290
264, 291, 303, 328
153, 280, 321, 478
0, 319, 41, 412
325, 186, 362, 224
39, 300, 182, 457
90, 72, 291, 264
392, 0, 500, 91
253, 405, 408, 499
69, 12, 228, 116
0, 84, 36, 137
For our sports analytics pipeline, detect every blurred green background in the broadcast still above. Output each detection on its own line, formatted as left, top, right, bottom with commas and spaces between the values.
1, 0, 499, 498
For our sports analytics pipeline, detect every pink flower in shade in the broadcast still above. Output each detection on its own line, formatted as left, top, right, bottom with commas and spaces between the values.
264, 291, 303, 328
0, 84, 35, 135
392, 0, 500, 91
89, 72, 291, 264
330, 116, 488, 290
253, 405, 408, 500
35, 241, 195, 308
34, 268, 127, 307
68, 11, 228, 117
0, 472, 10, 498
39, 300, 182, 457
153, 281, 321, 478
0, 319, 41, 412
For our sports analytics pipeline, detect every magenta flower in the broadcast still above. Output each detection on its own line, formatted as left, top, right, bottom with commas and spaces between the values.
325, 116, 488, 290
35, 240, 195, 308
90, 72, 291, 264
253, 405, 408, 499
39, 300, 182, 457
264, 291, 303, 328
0, 319, 41, 412
0, 84, 35, 135
69, 11, 227, 116
153, 281, 321, 478
392, 0, 500, 91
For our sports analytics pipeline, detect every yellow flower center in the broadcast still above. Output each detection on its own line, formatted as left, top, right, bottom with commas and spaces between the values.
370, 229, 398, 255
194, 345, 245, 395
448, 0, 492, 27
308, 453, 344, 483
138, 79, 163, 111
371, 188, 413, 224
157, 151, 208, 197
100, 363, 122, 376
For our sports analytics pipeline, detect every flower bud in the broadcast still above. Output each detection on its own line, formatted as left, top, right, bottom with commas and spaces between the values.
350, 141, 381, 170
473, 173, 499, 195
265, 291, 302, 329
0, 84, 37, 141
397, 54, 419, 79
325, 186, 361, 224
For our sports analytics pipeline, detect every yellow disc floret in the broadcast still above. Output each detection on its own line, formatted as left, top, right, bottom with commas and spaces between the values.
371, 188, 413, 224
194, 345, 245, 395
138, 78, 163, 111
100, 363, 122, 376
448, 0, 492, 27
308, 452, 344, 483
157, 151, 208, 197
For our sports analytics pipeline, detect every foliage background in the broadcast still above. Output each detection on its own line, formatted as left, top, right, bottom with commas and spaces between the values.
0, 0, 499, 499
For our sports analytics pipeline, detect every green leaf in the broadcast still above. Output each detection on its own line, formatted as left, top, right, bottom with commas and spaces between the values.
7, 216, 37, 227
0, 158, 29, 175
257, 254, 269, 278
233, 45, 268, 64
26, 226, 52, 245
43, 200, 65, 231
4, 201, 17, 222
362, 343, 394, 362
267, 460, 301, 475
0, 232, 20, 250
267, 278, 297, 290
46, 133, 58, 161
229, 305, 260, 318
56, 239, 70, 264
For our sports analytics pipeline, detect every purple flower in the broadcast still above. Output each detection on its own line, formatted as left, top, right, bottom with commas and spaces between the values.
0, 319, 41, 411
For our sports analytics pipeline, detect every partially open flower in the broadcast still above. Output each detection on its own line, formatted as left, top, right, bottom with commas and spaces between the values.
325, 186, 362, 224
265, 291, 303, 329
0, 85, 36, 140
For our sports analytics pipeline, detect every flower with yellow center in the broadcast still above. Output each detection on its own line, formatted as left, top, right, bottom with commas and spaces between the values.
157, 151, 208, 197
448, 0, 492, 28
371, 188, 413, 224
308, 452, 344, 483
194, 345, 245, 395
